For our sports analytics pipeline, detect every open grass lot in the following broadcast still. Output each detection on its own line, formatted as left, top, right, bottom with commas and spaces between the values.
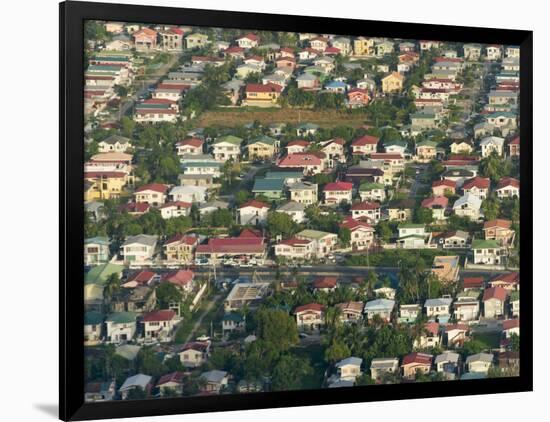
472, 332, 502, 349
195, 108, 370, 128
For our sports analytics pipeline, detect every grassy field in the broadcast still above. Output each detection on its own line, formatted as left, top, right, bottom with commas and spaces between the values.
472, 332, 502, 349
195, 108, 370, 128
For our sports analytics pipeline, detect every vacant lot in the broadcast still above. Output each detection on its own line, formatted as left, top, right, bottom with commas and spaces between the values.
196, 107, 370, 128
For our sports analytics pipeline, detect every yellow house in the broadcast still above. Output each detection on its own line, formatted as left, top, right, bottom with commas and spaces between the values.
243, 83, 282, 107
247, 136, 277, 160
382, 72, 405, 94
84, 171, 127, 201
353, 37, 375, 57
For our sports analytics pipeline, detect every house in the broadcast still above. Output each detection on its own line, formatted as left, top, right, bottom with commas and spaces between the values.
132, 28, 157, 51
381, 72, 404, 94
274, 237, 315, 261
159, 201, 192, 219
323, 181, 353, 205
384, 139, 408, 156
495, 177, 520, 199
488, 272, 519, 291
133, 183, 169, 207
142, 310, 179, 342
453, 296, 480, 321
286, 140, 310, 154
463, 43, 482, 61
238, 200, 269, 225
416, 140, 438, 160
211, 135, 243, 162
200, 370, 229, 394
387, 199, 415, 221
157, 372, 185, 396
195, 237, 266, 265
438, 230, 470, 249
431, 255, 460, 283
295, 229, 338, 258
486, 44, 502, 60
401, 353, 433, 380
178, 341, 210, 367
370, 358, 399, 381
397, 224, 430, 249
364, 299, 395, 322
480, 136, 505, 157
119, 374, 153, 399
84, 171, 128, 201
294, 303, 325, 330
161, 270, 195, 294
450, 140, 474, 155
296, 122, 320, 137
483, 219, 515, 246
398, 304, 421, 323
347, 88, 370, 108
243, 83, 282, 107
84, 237, 110, 266
462, 177, 490, 200
472, 239, 503, 265
502, 318, 520, 338
121, 270, 157, 289
336, 301, 364, 324
320, 138, 346, 167
105, 312, 137, 344
421, 196, 449, 220
160, 27, 184, 51
340, 217, 375, 251
98, 135, 131, 153
176, 138, 204, 156
354, 37, 376, 57
163, 234, 198, 264
483, 287, 508, 318
169, 185, 207, 204
121, 234, 158, 265
359, 183, 386, 202
463, 277, 485, 290
252, 177, 285, 200
199, 199, 229, 216
236, 33, 259, 48
278, 153, 324, 175
312, 276, 338, 292
509, 136, 520, 158
445, 323, 470, 347
185, 32, 209, 49
276, 201, 306, 224
351, 135, 379, 156
85, 380, 116, 402
224, 282, 270, 311
120, 202, 150, 216
247, 136, 278, 160
434, 352, 461, 379
424, 297, 453, 320
84, 312, 104, 345
351, 201, 381, 223
413, 322, 441, 349
432, 179, 456, 196
222, 313, 246, 333
335, 357, 363, 382
452, 193, 483, 220
465, 353, 493, 374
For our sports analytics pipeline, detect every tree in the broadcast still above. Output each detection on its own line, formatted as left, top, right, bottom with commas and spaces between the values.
266, 212, 297, 238
414, 207, 434, 225
253, 308, 299, 355
271, 354, 313, 391
234, 190, 251, 206
481, 196, 501, 221
338, 226, 351, 247
509, 333, 520, 352
126, 387, 147, 400
156, 282, 183, 309
324, 339, 350, 363
135, 347, 166, 378
103, 272, 121, 304
120, 116, 136, 138
376, 221, 393, 243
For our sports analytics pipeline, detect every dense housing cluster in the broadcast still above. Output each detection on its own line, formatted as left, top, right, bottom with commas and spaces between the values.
83, 21, 520, 402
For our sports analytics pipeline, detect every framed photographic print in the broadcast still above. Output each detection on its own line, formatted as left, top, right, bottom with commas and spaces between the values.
60, 1, 533, 420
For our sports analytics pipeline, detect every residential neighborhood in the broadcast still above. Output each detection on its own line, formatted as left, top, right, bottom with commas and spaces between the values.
84, 21, 521, 401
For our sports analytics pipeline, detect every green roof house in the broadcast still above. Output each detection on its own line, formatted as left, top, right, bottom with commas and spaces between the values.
252, 177, 285, 199
85, 263, 124, 285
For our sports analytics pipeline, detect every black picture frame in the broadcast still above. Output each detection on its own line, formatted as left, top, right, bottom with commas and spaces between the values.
60, 1, 533, 420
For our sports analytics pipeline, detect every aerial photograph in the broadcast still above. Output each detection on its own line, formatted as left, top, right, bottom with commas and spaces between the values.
83, 21, 521, 401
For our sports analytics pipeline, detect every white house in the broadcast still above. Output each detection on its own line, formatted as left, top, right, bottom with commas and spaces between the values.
121, 234, 158, 264
169, 185, 207, 203
453, 193, 483, 220
238, 200, 269, 225
480, 136, 505, 157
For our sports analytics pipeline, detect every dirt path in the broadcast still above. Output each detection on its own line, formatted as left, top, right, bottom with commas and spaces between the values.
183, 293, 222, 344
